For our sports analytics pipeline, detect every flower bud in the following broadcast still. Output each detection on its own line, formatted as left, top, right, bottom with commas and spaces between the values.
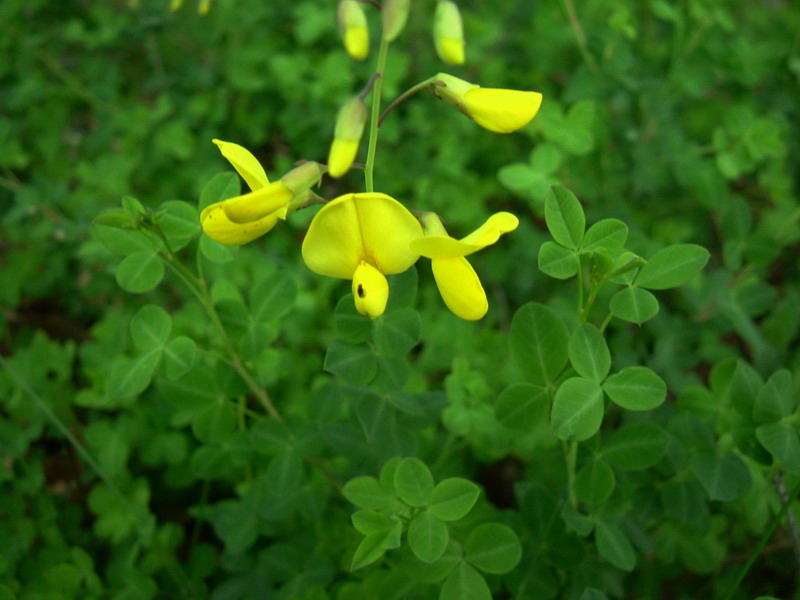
382, 0, 411, 42
433, 0, 465, 65
337, 0, 369, 60
433, 73, 543, 134
328, 97, 367, 178
280, 161, 326, 197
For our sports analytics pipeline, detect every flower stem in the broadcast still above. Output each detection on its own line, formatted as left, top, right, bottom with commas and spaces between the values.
565, 440, 579, 508
720, 477, 800, 600
378, 77, 437, 127
364, 37, 390, 193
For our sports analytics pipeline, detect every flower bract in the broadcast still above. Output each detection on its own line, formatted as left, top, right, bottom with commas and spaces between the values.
302, 193, 423, 318
410, 212, 519, 320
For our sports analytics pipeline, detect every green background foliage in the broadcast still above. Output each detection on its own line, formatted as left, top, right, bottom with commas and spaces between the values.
1, 0, 799, 599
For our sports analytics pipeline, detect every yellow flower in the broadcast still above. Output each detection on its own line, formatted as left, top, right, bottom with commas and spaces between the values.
434, 73, 543, 134
410, 212, 519, 320
302, 193, 423, 318
434, 0, 465, 66
201, 140, 323, 246
337, 0, 369, 61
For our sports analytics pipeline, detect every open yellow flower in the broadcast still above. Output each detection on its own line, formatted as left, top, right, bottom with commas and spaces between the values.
410, 212, 519, 320
201, 140, 323, 246
302, 193, 423, 318
434, 73, 543, 134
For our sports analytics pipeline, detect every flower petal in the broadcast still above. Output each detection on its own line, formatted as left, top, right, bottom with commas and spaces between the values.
216, 183, 292, 223
352, 261, 389, 318
459, 211, 519, 247
201, 204, 280, 246
212, 139, 269, 190
302, 194, 365, 279
302, 193, 422, 279
410, 212, 519, 259
431, 256, 488, 320
464, 88, 543, 134
355, 193, 423, 274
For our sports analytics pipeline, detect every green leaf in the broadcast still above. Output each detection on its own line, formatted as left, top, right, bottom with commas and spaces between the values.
690, 451, 751, 501
402, 540, 461, 584
116, 251, 165, 293
594, 521, 636, 571
324, 340, 377, 385
157, 200, 200, 240
754, 370, 795, 423
602, 422, 669, 470
603, 366, 666, 411
199, 235, 238, 264
581, 219, 628, 252
107, 351, 160, 398
163, 336, 196, 380
464, 523, 522, 574
538, 241, 579, 279
351, 530, 391, 571
609, 287, 660, 324
551, 377, 604, 441
342, 477, 399, 512
394, 458, 434, 507
756, 423, 800, 474
249, 271, 297, 323
544, 186, 585, 250
510, 303, 570, 385
374, 308, 421, 356
334, 294, 373, 343
192, 401, 237, 444
494, 382, 549, 430
574, 459, 615, 505
429, 478, 481, 521
408, 512, 449, 563
659, 479, 707, 524
440, 563, 491, 600
568, 323, 611, 383
265, 448, 304, 495
94, 225, 161, 255
130, 305, 172, 352
579, 589, 610, 600
635, 244, 710, 290
199, 172, 241, 211
352, 510, 393, 535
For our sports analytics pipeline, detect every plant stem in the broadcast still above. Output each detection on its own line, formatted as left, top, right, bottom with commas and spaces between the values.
364, 37, 390, 193
720, 477, 800, 600
378, 77, 436, 127
576, 257, 585, 319
562, 0, 598, 71
565, 440, 579, 508
160, 242, 284, 423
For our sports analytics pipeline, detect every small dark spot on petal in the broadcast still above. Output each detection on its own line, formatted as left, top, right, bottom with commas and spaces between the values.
357, 284, 365, 298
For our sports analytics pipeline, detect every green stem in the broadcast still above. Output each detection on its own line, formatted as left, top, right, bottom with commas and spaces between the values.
364, 37, 390, 193
576, 257, 585, 319
158, 238, 284, 423
378, 76, 437, 127
720, 477, 800, 600
599, 311, 614, 333
0, 356, 196, 594
565, 440, 578, 508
